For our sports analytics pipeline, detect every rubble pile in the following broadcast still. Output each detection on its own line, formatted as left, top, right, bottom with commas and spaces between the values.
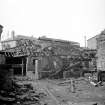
40, 46, 97, 79
0, 81, 47, 105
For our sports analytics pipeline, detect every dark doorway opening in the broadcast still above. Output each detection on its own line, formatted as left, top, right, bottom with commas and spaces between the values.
6, 56, 27, 76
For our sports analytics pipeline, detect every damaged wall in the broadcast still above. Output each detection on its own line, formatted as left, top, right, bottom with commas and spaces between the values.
0, 52, 13, 91
1, 36, 96, 79
1, 36, 81, 79
97, 34, 105, 71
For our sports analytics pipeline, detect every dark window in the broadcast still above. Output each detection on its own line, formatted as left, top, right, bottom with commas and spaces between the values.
33, 59, 35, 65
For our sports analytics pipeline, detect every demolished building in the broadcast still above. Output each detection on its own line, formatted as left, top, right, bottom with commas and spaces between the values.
87, 29, 105, 81
0, 35, 82, 79
97, 29, 105, 71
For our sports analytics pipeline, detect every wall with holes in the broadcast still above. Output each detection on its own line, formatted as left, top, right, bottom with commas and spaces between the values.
97, 35, 105, 71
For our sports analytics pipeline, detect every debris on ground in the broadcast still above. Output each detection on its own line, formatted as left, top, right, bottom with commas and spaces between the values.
88, 76, 103, 87
0, 78, 47, 105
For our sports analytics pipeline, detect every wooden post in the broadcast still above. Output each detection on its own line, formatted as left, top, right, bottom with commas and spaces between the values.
22, 58, 24, 76
35, 59, 39, 80
26, 57, 29, 76
70, 78, 75, 93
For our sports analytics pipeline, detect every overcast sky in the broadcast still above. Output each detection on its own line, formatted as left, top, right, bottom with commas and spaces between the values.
0, 0, 105, 46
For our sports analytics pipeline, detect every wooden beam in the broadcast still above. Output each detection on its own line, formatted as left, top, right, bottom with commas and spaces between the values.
26, 57, 29, 76
35, 59, 39, 80
22, 58, 24, 76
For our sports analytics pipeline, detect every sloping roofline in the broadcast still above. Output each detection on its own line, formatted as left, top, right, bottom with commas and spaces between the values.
87, 34, 100, 41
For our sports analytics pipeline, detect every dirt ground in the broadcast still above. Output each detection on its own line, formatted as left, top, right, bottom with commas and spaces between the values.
18, 77, 105, 105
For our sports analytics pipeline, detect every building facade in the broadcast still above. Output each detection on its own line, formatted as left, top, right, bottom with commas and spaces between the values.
97, 33, 105, 71
0, 35, 80, 79
87, 35, 100, 49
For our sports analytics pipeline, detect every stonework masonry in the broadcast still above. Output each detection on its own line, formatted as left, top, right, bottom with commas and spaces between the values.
97, 33, 105, 71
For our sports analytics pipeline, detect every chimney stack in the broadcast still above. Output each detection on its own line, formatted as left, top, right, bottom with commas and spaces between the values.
11, 30, 15, 40
0, 25, 3, 41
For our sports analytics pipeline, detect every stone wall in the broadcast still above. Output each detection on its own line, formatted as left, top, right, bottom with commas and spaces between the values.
97, 34, 105, 71
87, 35, 99, 49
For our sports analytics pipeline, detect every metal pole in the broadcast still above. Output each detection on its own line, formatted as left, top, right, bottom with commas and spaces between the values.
84, 35, 87, 48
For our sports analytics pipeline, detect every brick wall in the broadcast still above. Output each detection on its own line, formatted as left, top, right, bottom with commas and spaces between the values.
97, 35, 105, 71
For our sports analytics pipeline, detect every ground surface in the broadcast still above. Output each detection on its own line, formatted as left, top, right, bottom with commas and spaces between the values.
18, 77, 105, 105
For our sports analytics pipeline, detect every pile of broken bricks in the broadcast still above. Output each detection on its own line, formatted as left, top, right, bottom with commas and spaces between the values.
0, 81, 47, 105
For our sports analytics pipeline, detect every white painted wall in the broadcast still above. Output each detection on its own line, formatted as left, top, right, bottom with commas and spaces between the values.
87, 35, 99, 49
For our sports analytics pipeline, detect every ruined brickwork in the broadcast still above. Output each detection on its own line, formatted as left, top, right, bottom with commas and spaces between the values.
97, 30, 105, 71
0, 35, 80, 79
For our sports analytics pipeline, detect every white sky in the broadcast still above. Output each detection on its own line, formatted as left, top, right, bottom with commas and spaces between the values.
0, 0, 105, 46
